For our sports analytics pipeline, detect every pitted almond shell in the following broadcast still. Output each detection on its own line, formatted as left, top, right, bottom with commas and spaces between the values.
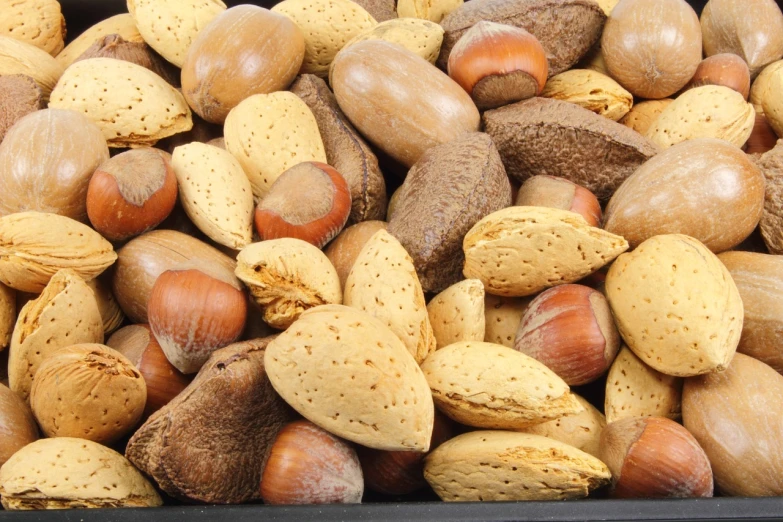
340, 18, 444, 65
86, 277, 125, 336
396, 0, 463, 23
427, 278, 485, 349
0, 0, 65, 56
519, 394, 606, 458
0, 35, 63, 99
483, 294, 531, 348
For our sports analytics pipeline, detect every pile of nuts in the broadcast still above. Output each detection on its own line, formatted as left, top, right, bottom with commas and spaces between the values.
1, 0, 783, 510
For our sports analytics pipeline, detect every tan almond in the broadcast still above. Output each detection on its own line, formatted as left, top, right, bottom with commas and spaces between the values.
0, 35, 63, 99
127, 0, 226, 67
605, 234, 743, 377
421, 341, 583, 429
463, 206, 628, 297
424, 431, 611, 501
0, 211, 117, 293
224, 92, 326, 201
519, 394, 606, 458
56, 14, 144, 69
344, 230, 435, 364
236, 238, 342, 330
427, 279, 485, 348
645, 85, 755, 149
341, 18, 444, 64
0, 284, 14, 351
172, 142, 253, 249
0, 0, 65, 56
272, 0, 376, 77
324, 220, 388, 288
86, 277, 125, 336
0, 437, 161, 509
761, 68, 783, 138
264, 304, 434, 451
619, 99, 674, 135
604, 346, 683, 423
49, 58, 193, 148
750, 60, 783, 114
541, 69, 633, 121
8, 270, 104, 402
483, 294, 531, 348
397, 0, 463, 23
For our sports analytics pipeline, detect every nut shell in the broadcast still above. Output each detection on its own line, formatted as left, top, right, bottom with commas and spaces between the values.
0, 74, 44, 144
0, 35, 63, 99
515, 175, 601, 228
520, 394, 605, 458
541, 68, 633, 121
685, 53, 751, 99
342, 18, 444, 64
0, 283, 13, 350
619, 99, 674, 135
0, 0, 65, 56
0, 383, 38, 468
427, 279, 485, 348
483, 294, 531, 347
56, 13, 144, 70
324, 220, 387, 289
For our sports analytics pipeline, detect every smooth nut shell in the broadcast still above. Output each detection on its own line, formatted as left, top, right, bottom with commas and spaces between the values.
0, 383, 38, 468
0, 284, 14, 350
685, 53, 751, 99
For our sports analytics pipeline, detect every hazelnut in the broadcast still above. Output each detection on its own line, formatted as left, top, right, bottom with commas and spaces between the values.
254, 162, 352, 249
685, 53, 751, 99
745, 113, 779, 155
260, 420, 363, 505
86, 148, 178, 242
447, 21, 548, 110
148, 262, 247, 374
0, 383, 38, 467
514, 284, 621, 386
600, 416, 713, 498
324, 220, 387, 289
515, 175, 602, 227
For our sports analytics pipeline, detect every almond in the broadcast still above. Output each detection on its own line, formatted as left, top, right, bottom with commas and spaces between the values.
86, 277, 125, 336
0, 0, 65, 56
272, 0, 377, 77
0, 284, 13, 350
0, 438, 161, 509
224, 92, 326, 201
541, 69, 633, 121
0, 211, 117, 293
619, 99, 674, 135
421, 341, 583, 429
463, 206, 628, 297
424, 431, 611, 501
397, 0, 462, 22
49, 58, 193, 148
127, 0, 226, 67
761, 67, 783, 138
0, 35, 63, 99
344, 230, 435, 364
483, 294, 531, 347
235, 238, 341, 330
325, 220, 388, 288
56, 14, 144, 69
750, 59, 783, 115
426, 279, 485, 348
7, 270, 104, 402
645, 85, 755, 149
519, 395, 605, 458
604, 346, 683, 423
264, 304, 435, 451
342, 18, 444, 64
605, 234, 743, 377
172, 142, 254, 250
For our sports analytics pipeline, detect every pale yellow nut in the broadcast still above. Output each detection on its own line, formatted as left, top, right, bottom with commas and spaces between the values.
541, 69, 633, 121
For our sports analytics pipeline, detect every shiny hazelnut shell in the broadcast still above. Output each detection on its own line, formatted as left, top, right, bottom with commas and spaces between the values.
515, 175, 602, 227
685, 53, 751, 99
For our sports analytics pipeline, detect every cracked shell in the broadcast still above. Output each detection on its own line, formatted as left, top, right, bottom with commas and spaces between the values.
264, 304, 434, 451
541, 69, 633, 121
424, 430, 611, 501
420, 341, 583, 429
235, 238, 341, 330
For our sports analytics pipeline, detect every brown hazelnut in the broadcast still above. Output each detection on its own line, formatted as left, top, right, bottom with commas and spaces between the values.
685, 53, 751, 99
0, 382, 38, 467
447, 21, 548, 110
514, 284, 621, 386
515, 175, 602, 227
148, 262, 247, 374
260, 420, 363, 505
254, 162, 352, 249
600, 416, 713, 498
86, 148, 178, 242
324, 220, 387, 289
746, 113, 779, 155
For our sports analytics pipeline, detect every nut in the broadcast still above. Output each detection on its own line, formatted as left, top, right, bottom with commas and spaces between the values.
75, 34, 180, 87
86, 148, 178, 242
324, 220, 387, 289
619, 99, 674, 135
645, 85, 755, 149
685, 53, 751, 99
172, 142, 254, 250
397, 0, 462, 22
750, 59, 783, 114
86, 277, 125, 336
605, 234, 743, 377
0, 211, 116, 293
0, 283, 13, 350
235, 238, 342, 330
754, 141, 783, 253
255, 162, 351, 249
30, 344, 146, 444
344, 230, 436, 364
424, 431, 611, 501
264, 304, 435, 452
0, 383, 38, 468
761, 67, 783, 138
514, 284, 620, 386
602, 0, 701, 98
224, 91, 326, 201
181, 5, 305, 124
515, 175, 602, 227
463, 206, 628, 297
342, 18, 444, 64
260, 420, 364, 505
107, 324, 191, 417
604, 346, 683, 423
604, 138, 765, 253
0, 438, 161, 509
272, 0, 377, 77
149, 262, 247, 374
541, 68, 633, 121
0, 35, 63, 99
127, 0, 226, 67
599, 416, 713, 498
0, 0, 65, 56
745, 113, 778, 155
483, 294, 531, 348
448, 21, 548, 110
0, 74, 44, 144
427, 279, 485, 349
421, 341, 583, 429
354, 0, 396, 21
519, 394, 605, 458
56, 13, 144, 70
